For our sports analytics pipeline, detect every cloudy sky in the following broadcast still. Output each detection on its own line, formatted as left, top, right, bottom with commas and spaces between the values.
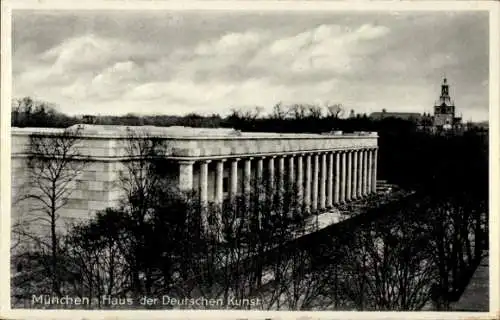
12, 10, 489, 121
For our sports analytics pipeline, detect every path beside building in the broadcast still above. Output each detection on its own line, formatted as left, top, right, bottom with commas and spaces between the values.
451, 253, 489, 311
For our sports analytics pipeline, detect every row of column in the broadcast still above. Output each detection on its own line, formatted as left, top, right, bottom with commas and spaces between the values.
178, 148, 378, 210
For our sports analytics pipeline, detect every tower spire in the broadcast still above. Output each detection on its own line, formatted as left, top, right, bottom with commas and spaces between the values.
441, 76, 449, 98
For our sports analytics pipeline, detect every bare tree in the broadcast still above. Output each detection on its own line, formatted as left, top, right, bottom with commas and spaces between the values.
118, 127, 171, 218
325, 103, 344, 119
245, 179, 322, 311
341, 216, 435, 311
14, 125, 89, 296
288, 104, 308, 120
228, 106, 263, 122
170, 192, 270, 309
243, 106, 264, 121
308, 105, 323, 119
425, 197, 488, 310
64, 209, 129, 307
166, 177, 313, 311
270, 102, 288, 120
117, 127, 173, 296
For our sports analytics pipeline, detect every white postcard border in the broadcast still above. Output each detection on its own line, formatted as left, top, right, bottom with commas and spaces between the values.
1, 1, 498, 319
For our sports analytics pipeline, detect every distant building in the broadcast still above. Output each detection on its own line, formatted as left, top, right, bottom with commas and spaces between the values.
369, 110, 423, 122
433, 77, 462, 131
369, 77, 464, 133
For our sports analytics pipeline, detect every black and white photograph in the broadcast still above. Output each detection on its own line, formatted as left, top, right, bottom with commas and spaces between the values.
1, 0, 497, 316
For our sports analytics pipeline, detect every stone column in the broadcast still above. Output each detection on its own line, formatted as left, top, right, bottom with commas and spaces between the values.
312, 153, 319, 211
215, 159, 225, 204
244, 158, 252, 195
346, 151, 352, 201
352, 149, 358, 200
199, 160, 211, 229
288, 155, 295, 192
372, 148, 378, 193
319, 153, 327, 210
340, 151, 346, 203
278, 156, 285, 194
367, 150, 373, 194
358, 150, 364, 198
179, 160, 194, 192
230, 158, 239, 200
243, 158, 252, 208
297, 154, 304, 206
363, 150, 370, 196
327, 152, 334, 207
305, 154, 312, 211
257, 157, 264, 200
268, 156, 275, 199
199, 160, 211, 203
334, 151, 340, 204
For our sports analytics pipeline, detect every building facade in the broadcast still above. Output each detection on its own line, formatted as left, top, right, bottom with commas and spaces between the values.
11, 125, 379, 228
369, 110, 423, 122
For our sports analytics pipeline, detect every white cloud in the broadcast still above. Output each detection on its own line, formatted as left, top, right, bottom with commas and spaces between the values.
194, 31, 264, 56
124, 80, 237, 105
16, 24, 390, 105
119, 78, 341, 116
355, 24, 390, 40
250, 24, 390, 76
429, 53, 458, 69
93, 61, 137, 83
60, 80, 89, 100
16, 34, 163, 89
15, 24, 394, 115
123, 82, 169, 101
41, 34, 118, 74
86, 61, 139, 100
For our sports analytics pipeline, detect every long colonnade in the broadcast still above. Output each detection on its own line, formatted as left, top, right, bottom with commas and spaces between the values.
10, 125, 379, 241
178, 147, 378, 211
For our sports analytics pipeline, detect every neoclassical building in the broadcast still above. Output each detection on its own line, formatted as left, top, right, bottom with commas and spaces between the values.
11, 125, 379, 225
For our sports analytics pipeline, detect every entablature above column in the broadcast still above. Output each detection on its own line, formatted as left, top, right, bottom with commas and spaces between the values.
11, 127, 379, 163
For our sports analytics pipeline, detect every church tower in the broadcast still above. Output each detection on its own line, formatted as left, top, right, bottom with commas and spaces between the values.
433, 77, 457, 130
